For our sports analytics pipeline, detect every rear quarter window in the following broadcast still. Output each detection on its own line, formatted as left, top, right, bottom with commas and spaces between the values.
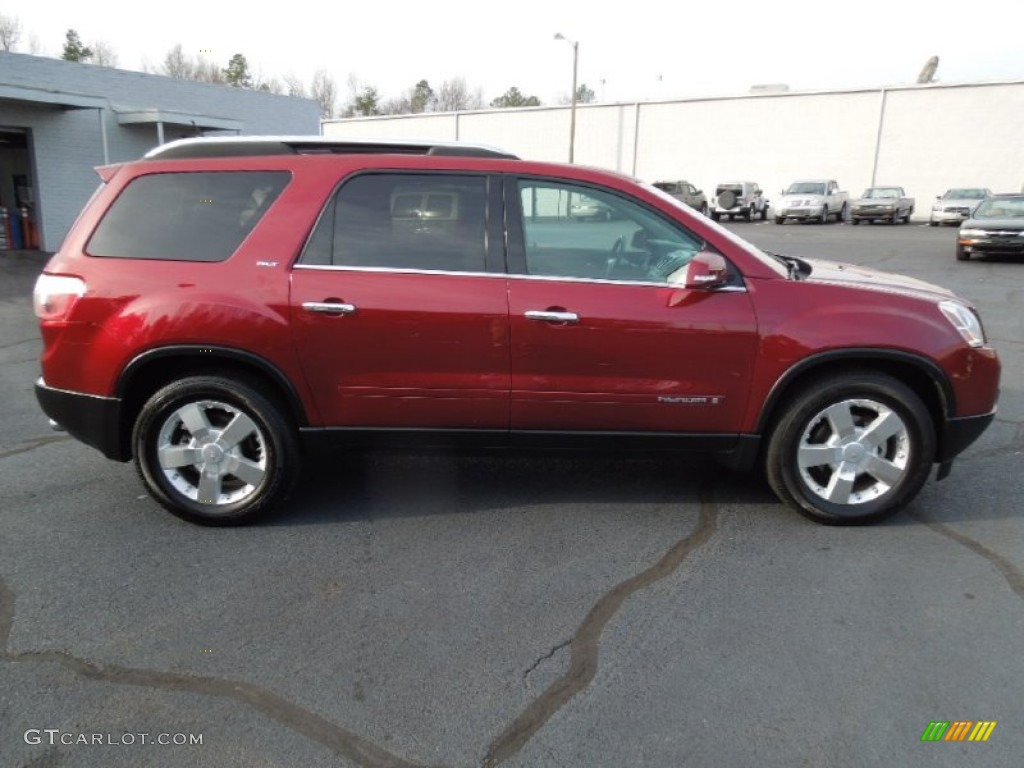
86, 171, 290, 261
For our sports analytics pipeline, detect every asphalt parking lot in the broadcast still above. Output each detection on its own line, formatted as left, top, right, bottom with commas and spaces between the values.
1, 222, 1022, 768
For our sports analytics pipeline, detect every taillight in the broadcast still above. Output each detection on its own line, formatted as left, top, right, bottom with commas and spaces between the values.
33, 274, 86, 321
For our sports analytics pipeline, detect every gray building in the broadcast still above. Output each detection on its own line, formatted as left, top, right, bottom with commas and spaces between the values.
0, 52, 320, 251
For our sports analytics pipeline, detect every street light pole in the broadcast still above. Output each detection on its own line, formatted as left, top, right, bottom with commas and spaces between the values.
554, 33, 578, 163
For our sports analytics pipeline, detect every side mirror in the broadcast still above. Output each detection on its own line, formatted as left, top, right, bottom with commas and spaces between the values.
683, 251, 728, 290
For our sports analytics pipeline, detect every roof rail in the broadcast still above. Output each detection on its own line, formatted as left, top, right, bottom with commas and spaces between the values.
145, 136, 519, 160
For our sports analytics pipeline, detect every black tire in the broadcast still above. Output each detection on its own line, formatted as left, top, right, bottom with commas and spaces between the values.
760, 205, 768, 221
956, 244, 969, 261
133, 375, 300, 525
745, 205, 755, 222
851, 218, 860, 225
836, 203, 847, 223
765, 371, 936, 525
929, 220, 938, 227
774, 216, 785, 225
819, 206, 830, 224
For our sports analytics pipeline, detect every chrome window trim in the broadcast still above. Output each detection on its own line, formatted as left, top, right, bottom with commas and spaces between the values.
291, 264, 747, 291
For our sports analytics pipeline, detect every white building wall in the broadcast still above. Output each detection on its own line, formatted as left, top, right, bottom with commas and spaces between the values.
874, 83, 1024, 210
323, 81, 1024, 215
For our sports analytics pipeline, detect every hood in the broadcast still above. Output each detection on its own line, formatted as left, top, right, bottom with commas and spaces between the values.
962, 217, 1024, 231
804, 258, 954, 301
937, 198, 982, 207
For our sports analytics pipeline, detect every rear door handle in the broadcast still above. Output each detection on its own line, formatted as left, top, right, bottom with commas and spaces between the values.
303, 301, 356, 316
524, 310, 579, 324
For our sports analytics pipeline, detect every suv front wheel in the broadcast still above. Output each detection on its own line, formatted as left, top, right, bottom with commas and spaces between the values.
133, 375, 300, 525
765, 372, 935, 525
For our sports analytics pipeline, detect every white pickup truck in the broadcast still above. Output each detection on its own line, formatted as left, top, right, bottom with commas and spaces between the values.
774, 179, 848, 224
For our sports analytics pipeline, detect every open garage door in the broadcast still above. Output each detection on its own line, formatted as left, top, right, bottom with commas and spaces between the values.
0, 128, 39, 250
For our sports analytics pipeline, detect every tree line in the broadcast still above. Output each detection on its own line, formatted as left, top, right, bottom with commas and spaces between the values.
0, 14, 596, 119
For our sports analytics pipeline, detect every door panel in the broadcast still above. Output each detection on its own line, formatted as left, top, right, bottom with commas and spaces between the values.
291, 269, 509, 427
507, 175, 759, 433
509, 279, 758, 431
289, 172, 510, 429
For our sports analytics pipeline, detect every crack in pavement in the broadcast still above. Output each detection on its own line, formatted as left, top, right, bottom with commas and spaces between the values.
0, 435, 73, 461
1, 483, 720, 768
0, 575, 440, 768
522, 640, 570, 689
908, 513, 1024, 600
481, 487, 719, 767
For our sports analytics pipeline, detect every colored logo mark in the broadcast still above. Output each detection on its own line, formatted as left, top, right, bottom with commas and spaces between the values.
921, 721, 996, 742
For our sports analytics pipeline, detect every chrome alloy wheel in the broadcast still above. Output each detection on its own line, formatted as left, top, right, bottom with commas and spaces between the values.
156, 399, 268, 506
796, 398, 910, 506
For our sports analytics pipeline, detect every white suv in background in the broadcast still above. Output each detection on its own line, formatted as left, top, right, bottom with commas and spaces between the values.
710, 181, 769, 222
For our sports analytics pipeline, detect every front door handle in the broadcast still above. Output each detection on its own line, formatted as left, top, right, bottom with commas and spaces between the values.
524, 310, 579, 324
303, 301, 356, 316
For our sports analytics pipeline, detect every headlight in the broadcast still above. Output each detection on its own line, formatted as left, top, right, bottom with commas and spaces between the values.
939, 300, 985, 348
959, 228, 986, 237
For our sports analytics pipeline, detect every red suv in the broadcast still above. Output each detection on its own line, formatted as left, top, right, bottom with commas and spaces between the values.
33, 137, 1000, 526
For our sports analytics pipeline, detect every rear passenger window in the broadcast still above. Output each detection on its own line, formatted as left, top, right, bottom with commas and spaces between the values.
87, 171, 289, 261
300, 174, 488, 272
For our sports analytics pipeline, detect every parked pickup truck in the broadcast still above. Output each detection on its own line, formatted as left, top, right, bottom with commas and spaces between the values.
850, 186, 915, 225
775, 180, 848, 224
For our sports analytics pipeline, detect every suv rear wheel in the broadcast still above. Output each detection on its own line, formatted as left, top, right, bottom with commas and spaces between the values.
765, 372, 935, 525
133, 376, 300, 525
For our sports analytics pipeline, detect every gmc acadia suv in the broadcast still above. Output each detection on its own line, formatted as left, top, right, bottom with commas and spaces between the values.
34, 137, 1000, 526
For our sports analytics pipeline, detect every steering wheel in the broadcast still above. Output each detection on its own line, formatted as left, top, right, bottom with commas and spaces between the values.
604, 236, 626, 279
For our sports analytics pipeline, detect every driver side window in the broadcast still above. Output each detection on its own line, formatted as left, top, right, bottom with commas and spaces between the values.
515, 180, 702, 283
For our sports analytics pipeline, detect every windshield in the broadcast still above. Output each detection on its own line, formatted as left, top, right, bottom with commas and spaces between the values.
862, 187, 900, 199
642, 182, 788, 278
946, 188, 988, 199
786, 182, 826, 195
972, 197, 1024, 218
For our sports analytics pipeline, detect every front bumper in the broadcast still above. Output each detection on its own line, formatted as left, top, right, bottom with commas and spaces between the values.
937, 409, 996, 463
851, 207, 898, 220
776, 207, 825, 219
931, 209, 971, 224
959, 240, 1024, 257
35, 378, 130, 461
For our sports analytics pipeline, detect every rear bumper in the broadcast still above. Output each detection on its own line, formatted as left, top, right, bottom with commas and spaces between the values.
34, 378, 130, 461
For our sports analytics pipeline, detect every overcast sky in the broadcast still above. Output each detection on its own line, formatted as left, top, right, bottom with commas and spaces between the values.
10, 1, 1024, 105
